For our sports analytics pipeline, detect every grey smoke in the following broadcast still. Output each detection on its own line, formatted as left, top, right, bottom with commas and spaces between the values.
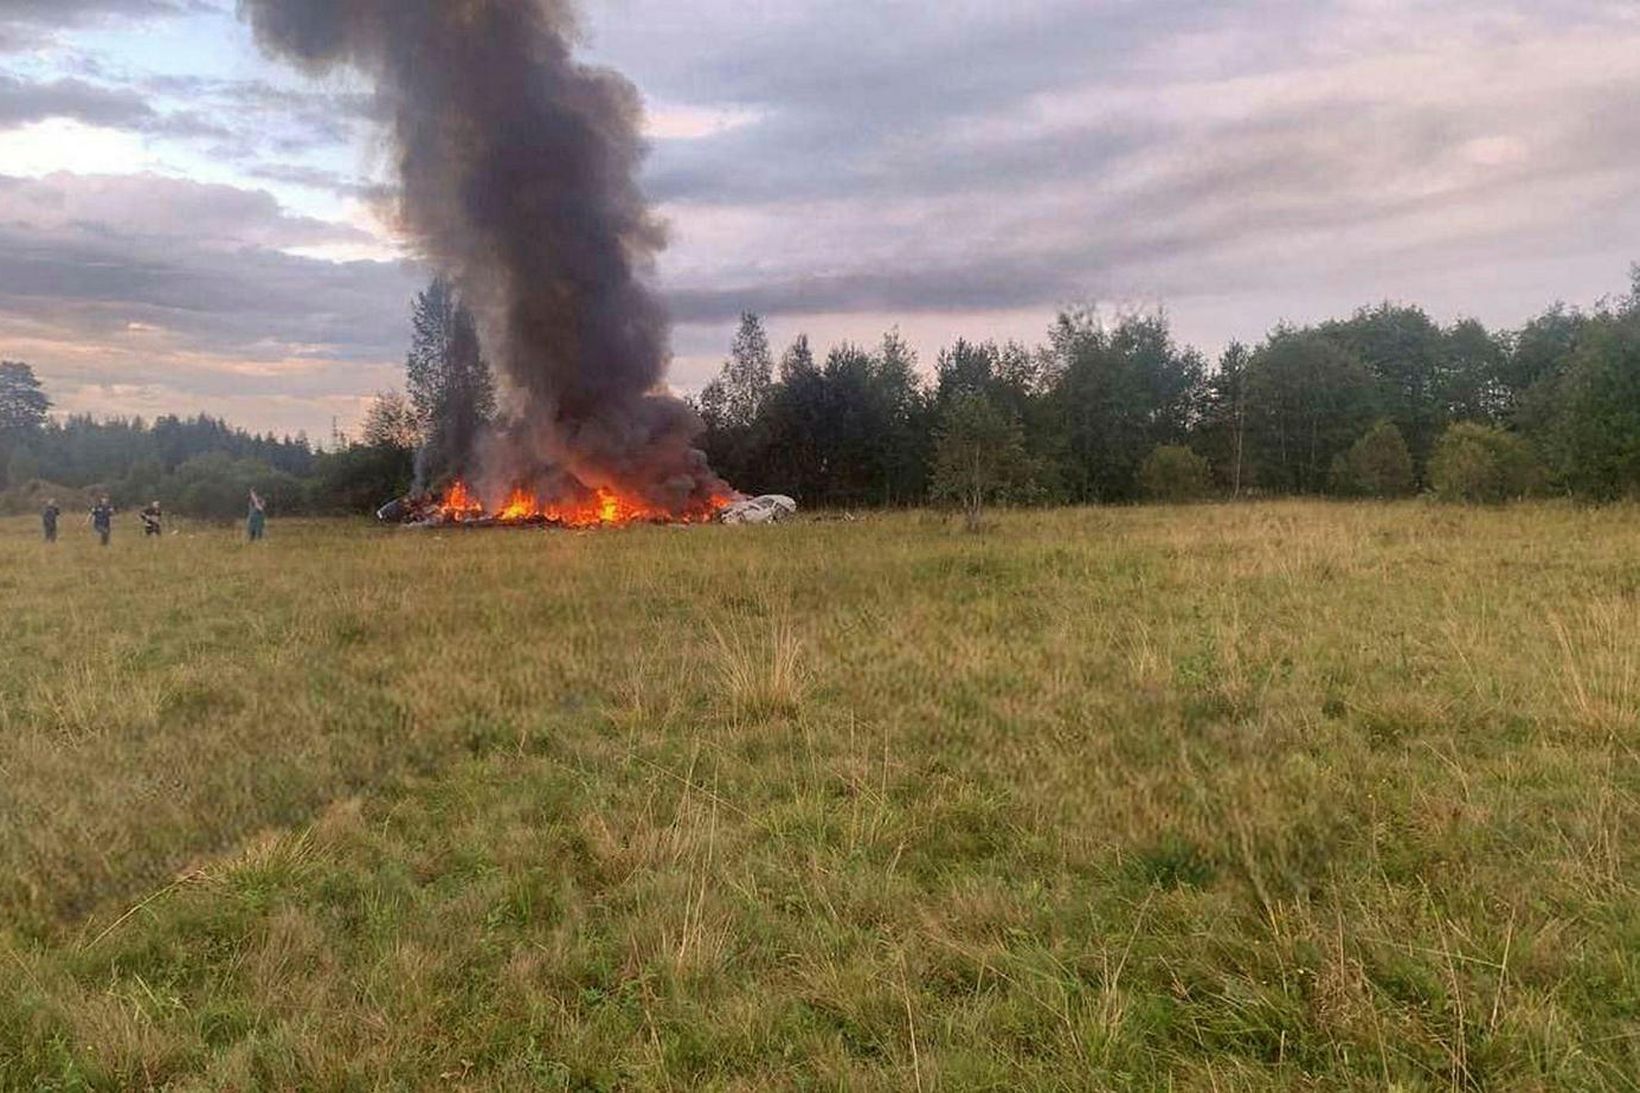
238, 0, 729, 511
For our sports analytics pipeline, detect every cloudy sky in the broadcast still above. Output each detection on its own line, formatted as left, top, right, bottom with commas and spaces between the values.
1, 0, 1638, 439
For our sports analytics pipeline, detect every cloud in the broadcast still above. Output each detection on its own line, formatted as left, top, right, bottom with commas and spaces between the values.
0, 0, 199, 16
241, 162, 382, 201
0, 72, 155, 129
0, 172, 420, 432
0, 0, 212, 51
0, 69, 370, 169
143, 73, 374, 145
622, 0, 1640, 336
0, 72, 240, 144
668, 262, 1079, 326
0, 172, 378, 248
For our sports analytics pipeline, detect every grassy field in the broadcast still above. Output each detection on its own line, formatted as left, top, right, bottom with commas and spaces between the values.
0, 502, 1637, 1090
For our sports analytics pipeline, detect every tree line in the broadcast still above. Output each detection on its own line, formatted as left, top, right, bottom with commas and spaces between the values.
698, 269, 1640, 512
2, 270, 1637, 519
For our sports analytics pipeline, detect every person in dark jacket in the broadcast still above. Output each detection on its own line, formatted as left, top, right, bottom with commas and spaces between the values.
41, 498, 60, 542
89, 497, 113, 546
139, 500, 163, 537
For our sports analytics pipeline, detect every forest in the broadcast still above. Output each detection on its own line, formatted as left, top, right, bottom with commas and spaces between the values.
2, 270, 1638, 518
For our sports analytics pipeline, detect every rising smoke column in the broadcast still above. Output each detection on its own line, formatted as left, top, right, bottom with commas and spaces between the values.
239, 0, 729, 511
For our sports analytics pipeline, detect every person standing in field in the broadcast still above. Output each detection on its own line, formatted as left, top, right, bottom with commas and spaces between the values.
41, 498, 60, 543
247, 489, 266, 542
89, 497, 113, 547
140, 500, 163, 537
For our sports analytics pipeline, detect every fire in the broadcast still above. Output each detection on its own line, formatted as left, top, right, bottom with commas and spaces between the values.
441, 480, 485, 521
498, 486, 536, 522
431, 481, 728, 528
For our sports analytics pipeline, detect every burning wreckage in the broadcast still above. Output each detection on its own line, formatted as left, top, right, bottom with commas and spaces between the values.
240, 0, 774, 535
377, 485, 797, 528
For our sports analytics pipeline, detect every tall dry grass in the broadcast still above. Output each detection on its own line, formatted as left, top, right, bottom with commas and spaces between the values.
0, 501, 1637, 1088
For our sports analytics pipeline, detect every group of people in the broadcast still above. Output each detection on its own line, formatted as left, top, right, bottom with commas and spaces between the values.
42, 491, 268, 544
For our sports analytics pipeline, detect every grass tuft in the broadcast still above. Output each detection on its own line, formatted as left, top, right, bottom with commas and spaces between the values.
711, 614, 807, 721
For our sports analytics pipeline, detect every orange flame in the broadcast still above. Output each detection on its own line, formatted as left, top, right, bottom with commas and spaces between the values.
435, 481, 728, 528
498, 486, 536, 522
441, 480, 485, 521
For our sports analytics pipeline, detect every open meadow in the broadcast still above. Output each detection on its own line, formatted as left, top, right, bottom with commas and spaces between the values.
1, 502, 1638, 1090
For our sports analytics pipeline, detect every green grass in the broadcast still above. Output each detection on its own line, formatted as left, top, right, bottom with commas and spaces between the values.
1, 502, 1637, 1090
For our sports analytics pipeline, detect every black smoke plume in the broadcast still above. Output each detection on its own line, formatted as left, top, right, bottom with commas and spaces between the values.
239, 0, 731, 512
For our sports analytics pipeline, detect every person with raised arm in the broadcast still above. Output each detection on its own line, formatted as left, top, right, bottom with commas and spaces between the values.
247, 489, 267, 542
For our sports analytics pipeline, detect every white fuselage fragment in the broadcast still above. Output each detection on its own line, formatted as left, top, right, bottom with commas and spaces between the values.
719, 495, 798, 525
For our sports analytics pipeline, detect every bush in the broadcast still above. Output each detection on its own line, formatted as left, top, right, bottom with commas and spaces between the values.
0, 478, 86, 517
1331, 421, 1415, 497
310, 444, 415, 515
1139, 445, 1212, 502
1429, 422, 1542, 503
164, 453, 302, 521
